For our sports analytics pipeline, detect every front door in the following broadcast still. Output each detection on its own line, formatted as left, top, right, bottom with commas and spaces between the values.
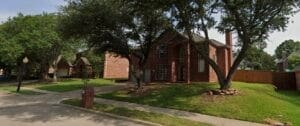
177, 65, 185, 81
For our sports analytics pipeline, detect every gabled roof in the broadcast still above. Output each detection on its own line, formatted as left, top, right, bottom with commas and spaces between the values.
79, 57, 91, 66
162, 29, 227, 48
54, 55, 73, 66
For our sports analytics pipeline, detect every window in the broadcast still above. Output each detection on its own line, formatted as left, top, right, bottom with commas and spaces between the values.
158, 44, 167, 58
198, 54, 205, 72
156, 64, 168, 80
213, 54, 217, 63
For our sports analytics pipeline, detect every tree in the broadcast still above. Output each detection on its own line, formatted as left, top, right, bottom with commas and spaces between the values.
287, 52, 300, 70
0, 33, 23, 78
59, 0, 169, 89
275, 39, 300, 59
79, 49, 104, 78
239, 47, 276, 71
161, 0, 299, 89
0, 13, 75, 82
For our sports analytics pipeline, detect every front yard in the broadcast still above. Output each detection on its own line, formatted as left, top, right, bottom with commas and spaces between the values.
97, 82, 300, 125
0, 78, 115, 93
31, 78, 115, 92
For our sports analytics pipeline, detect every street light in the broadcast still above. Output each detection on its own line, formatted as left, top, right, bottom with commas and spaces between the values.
23, 57, 29, 64
16, 57, 29, 92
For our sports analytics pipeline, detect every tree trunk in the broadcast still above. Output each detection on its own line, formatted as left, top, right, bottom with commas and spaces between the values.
128, 59, 143, 90
40, 60, 50, 82
53, 65, 58, 82
52, 57, 60, 82
136, 68, 142, 89
4, 68, 11, 79
16, 64, 23, 92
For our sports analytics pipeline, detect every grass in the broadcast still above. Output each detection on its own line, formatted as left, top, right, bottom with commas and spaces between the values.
62, 99, 212, 126
31, 78, 114, 92
97, 82, 300, 125
0, 86, 43, 95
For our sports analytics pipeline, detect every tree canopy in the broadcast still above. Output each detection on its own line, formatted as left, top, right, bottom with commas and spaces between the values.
240, 47, 276, 71
275, 39, 300, 59
287, 52, 300, 70
161, 0, 299, 89
0, 13, 79, 81
59, 0, 170, 88
59, 0, 299, 89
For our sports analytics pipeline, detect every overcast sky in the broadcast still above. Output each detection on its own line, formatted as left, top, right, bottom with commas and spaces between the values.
1, 0, 299, 55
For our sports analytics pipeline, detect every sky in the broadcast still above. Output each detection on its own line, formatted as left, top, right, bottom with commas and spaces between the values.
0, 0, 300, 55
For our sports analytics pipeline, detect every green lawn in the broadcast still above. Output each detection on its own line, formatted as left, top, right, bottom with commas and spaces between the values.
97, 82, 300, 125
62, 99, 211, 126
0, 86, 43, 95
32, 79, 114, 92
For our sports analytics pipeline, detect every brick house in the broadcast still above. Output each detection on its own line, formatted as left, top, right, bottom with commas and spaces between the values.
48, 55, 73, 77
103, 30, 233, 83
103, 53, 129, 79
72, 57, 93, 78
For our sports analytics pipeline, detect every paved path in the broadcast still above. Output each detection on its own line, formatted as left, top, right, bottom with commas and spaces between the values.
0, 84, 149, 126
0, 103, 146, 126
94, 98, 268, 126
0, 80, 38, 85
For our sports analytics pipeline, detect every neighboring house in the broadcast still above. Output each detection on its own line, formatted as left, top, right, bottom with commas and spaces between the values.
56, 56, 73, 77
103, 30, 233, 83
73, 56, 93, 78
276, 50, 300, 72
276, 58, 288, 72
48, 56, 73, 77
103, 53, 129, 79
276, 50, 288, 72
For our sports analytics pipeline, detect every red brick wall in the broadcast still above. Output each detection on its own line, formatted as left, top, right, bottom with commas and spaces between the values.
103, 30, 233, 83
217, 48, 229, 76
190, 46, 209, 82
143, 32, 232, 83
103, 53, 129, 79
208, 45, 218, 82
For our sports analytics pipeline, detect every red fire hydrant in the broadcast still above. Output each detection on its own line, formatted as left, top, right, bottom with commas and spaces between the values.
81, 86, 94, 108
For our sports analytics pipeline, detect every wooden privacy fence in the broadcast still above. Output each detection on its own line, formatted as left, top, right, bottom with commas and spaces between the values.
233, 70, 296, 90
273, 72, 296, 90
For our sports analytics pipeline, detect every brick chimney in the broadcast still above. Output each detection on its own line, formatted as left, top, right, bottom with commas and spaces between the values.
226, 30, 233, 68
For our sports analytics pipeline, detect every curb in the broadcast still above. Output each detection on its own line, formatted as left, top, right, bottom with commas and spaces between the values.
58, 102, 161, 126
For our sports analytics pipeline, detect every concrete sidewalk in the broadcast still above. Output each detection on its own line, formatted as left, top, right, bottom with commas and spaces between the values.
94, 98, 268, 126
0, 80, 38, 85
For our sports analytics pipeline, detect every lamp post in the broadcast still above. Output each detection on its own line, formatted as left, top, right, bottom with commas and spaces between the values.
16, 57, 29, 92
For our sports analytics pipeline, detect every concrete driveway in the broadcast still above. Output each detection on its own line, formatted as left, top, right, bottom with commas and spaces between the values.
0, 84, 147, 126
